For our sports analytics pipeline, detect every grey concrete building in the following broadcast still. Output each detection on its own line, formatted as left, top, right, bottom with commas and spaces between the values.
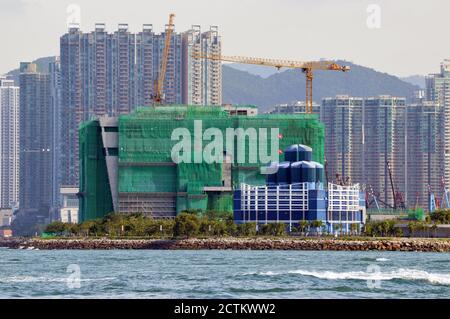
59, 23, 221, 190
321, 95, 409, 208
321, 94, 445, 210
426, 60, 450, 189
18, 63, 54, 218
0, 77, 20, 209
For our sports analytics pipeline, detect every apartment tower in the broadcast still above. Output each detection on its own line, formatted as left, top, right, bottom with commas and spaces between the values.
0, 77, 20, 209
18, 63, 54, 215
321, 95, 408, 208
59, 23, 221, 190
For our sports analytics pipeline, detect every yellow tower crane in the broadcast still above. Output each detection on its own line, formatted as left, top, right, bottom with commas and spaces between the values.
193, 54, 350, 113
152, 13, 176, 105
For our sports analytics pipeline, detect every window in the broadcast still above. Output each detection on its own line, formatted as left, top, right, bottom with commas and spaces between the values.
104, 126, 118, 132
107, 147, 119, 156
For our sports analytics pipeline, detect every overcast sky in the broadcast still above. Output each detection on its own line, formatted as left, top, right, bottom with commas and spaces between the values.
0, 0, 447, 76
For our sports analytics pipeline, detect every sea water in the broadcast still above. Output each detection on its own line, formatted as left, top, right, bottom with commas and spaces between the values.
0, 248, 449, 298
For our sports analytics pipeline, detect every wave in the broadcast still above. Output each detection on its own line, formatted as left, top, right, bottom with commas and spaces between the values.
229, 287, 299, 293
359, 257, 390, 262
0, 276, 117, 283
243, 269, 450, 285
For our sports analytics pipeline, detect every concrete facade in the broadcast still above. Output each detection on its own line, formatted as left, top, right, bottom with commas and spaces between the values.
0, 78, 20, 209
426, 60, 450, 198
19, 63, 54, 217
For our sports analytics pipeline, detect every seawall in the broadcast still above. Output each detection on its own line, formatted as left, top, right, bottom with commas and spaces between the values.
2, 237, 450, 252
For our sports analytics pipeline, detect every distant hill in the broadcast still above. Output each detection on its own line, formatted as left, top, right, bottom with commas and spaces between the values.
223, 61, 421, 112
227, 63, 286, 79
400, 75, 425, 89
6, 56, 56, 85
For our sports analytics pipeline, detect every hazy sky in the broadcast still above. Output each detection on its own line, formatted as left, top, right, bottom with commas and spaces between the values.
0, 0, 447, 76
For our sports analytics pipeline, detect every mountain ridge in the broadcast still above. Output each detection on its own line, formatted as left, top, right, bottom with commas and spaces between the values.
223, 60, 420, 111
4, 56, 420, 112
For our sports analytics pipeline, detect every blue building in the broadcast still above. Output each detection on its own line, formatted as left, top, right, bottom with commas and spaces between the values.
233, 145, 366, 233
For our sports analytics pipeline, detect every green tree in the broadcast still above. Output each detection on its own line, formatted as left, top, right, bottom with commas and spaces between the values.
259, 224, 270, 236
79, 220, 102, 237
224, 216, 237, 236
311, 220, 324, 235
199, 219, 212, 236
205, 210, 232, 221
237, 222, 257, 236
181, 209, 203, 216
258, 223, 286, 236
350, 223, 360, 235
67, 223, 81, 236
271, 223, 286, 236
394, 226, 403, 237
44, 221, 68, 234
333, 223, 343, 236
431, 223, 438, 238
174, 213, 200, 237
408, 221, 418, 238
364, 222, 374, 236
298, 221, 309, 235
211, 220, 227, 236
430, 209, 450, 224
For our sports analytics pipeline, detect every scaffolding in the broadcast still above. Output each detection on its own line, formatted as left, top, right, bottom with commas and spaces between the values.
78, 120, 114, 221
80, 105, 325, 219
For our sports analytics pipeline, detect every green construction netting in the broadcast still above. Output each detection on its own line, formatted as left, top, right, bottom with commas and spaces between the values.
79, 120, 114, 221
119, 166, 177, 193
176, 195, 208, 214
118, 106, 324, 166
178, 162, 222, 194
232, 168, 267, 188
81, 105, 324, 218
207, 193, 233, 212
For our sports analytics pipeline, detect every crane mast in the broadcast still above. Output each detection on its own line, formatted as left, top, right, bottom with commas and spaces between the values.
153, 13, 175, 104
192, 54, 350, 113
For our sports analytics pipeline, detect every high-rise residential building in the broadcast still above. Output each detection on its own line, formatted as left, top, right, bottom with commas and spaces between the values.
406, 101, 444, 209
60, 26, 82, 188
321, 95, 408, 208
426, 60, 450, 187
320, 96, 364, 185
182, 26, 222, 105
18, 63, 54, 217
0, 77, 20, 209
364, 96, 407, 207
59, 23, 221, 189
135, 24, 155, 107
49, 57, 61, 211
321, 95, 445, 210
111, 24, 137, 114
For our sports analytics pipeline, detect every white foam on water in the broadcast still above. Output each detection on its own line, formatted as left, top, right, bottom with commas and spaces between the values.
288, 268, 450, 285
376, 258, 390, 262
0, 276, 117, 283
245, 268, 450, 285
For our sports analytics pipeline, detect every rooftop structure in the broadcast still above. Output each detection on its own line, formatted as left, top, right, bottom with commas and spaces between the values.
59, 187, 79, 224
268, 101, 320, 115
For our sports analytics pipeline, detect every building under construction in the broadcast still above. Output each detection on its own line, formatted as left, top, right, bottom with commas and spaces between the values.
78, 105, 325, 221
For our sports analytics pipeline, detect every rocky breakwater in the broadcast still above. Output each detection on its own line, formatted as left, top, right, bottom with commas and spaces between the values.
4, 237, 450, 252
